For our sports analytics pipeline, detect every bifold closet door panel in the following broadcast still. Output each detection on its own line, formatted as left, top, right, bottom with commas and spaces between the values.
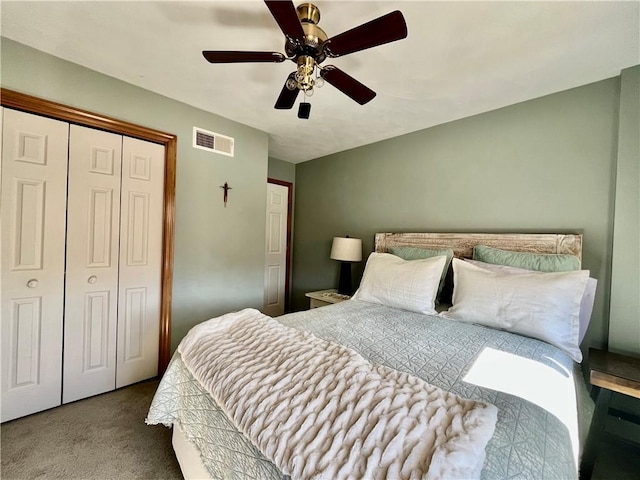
116, 137, 164, 388
1, 108, 69, 422
63, 125, 122, 404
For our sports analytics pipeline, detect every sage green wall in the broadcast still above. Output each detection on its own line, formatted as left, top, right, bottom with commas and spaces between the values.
609, 65, 640, 356
1, 39, 270, 352
293, 77, 622, 351
268, 156, 296, 184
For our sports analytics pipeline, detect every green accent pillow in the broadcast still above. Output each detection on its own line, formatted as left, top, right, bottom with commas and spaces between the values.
388, 247, 454, 299
472, 245, 581, 272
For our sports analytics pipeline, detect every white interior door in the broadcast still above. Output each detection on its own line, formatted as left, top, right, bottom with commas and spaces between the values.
63, 125, 122, 404
263, 182, 288, 317
1, 108, 69, 421
115, 136, 164, 388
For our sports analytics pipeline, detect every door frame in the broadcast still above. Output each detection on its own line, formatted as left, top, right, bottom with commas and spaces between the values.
267, 178, 293, 312
1, 88, 176, 374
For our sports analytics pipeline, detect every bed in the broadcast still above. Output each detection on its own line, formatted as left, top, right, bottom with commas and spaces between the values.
147, 232, 595, 480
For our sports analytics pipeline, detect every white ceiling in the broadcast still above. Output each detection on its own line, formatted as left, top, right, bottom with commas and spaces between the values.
1, 1, 638, 163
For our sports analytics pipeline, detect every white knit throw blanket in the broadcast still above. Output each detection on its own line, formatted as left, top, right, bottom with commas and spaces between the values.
178, 308, 498, 480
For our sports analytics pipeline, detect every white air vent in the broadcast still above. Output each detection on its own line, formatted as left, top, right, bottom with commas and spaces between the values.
193, 127, 234, 157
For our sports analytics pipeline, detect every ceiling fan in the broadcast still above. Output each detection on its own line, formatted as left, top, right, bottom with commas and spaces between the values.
202, 1, 408, 118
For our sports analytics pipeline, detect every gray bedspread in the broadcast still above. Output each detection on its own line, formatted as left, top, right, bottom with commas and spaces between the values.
147, 299, 587, 479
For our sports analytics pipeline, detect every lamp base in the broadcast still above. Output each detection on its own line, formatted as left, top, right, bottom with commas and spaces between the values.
337, 261, 352, 296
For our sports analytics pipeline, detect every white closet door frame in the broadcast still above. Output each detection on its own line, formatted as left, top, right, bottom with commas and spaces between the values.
1, 88, 177, 375
1, 108, 69, 422
116, 136, 164, 388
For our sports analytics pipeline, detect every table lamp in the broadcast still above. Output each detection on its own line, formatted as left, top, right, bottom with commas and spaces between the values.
330, 236, 362, 295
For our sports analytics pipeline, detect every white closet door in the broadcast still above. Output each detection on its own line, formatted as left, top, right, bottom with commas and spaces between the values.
1, 108, 69, 422
116, 137, 164, 388
63, 125, 122, 404
263, 182, 288, 317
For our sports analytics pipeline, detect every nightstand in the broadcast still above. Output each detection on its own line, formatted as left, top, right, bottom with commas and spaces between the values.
580, 348, 640, 479
305, 289, 350, 309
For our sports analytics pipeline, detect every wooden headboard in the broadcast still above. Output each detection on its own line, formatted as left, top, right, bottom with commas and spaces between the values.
375, 232, 583, 264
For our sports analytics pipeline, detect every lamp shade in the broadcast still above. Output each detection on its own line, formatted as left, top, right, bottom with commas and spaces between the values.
330, 237, 362, 262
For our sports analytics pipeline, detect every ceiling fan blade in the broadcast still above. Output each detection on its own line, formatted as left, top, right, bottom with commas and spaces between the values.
320, 66, 376, 105
323, 10, 407, 57
202, 51, 286, 63
264, 1, 305, 44
274, 73, 299, 109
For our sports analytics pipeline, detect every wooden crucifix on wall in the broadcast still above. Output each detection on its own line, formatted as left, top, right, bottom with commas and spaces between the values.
220, 182, 232, 207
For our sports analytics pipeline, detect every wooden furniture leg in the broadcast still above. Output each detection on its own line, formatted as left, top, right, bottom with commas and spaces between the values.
580, 386, 612, 479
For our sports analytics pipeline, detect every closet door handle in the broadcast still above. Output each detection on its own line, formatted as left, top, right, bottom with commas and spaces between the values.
88, 275, 98, 284
27, 279, 39, 288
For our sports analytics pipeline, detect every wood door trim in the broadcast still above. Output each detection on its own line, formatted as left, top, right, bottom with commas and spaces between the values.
1, 88, 176, 374
267, 178, 293, 312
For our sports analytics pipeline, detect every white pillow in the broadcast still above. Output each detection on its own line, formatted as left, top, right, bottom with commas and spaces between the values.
352, 253, 447, 314
442, 259, 589, 362
464, 259, 597, 343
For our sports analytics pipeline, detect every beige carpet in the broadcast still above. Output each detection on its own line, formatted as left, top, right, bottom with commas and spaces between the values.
1, 379, 182, 479
2, 378, 638, 479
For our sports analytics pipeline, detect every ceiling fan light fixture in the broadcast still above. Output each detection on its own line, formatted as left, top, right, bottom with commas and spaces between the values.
295, 55, 316, 92
285, 77, 298, 91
